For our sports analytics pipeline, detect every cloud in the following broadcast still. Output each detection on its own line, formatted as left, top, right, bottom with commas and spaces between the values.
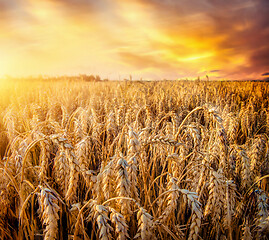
118, 52, 174, 70
43, 0, 117, 16
0, 0, 20, 20
207, 0, 269, 76
136, 0, 211, 15
48, 0, 95, 11
0, 0, 269, 79
0, 0, 18, 12
262, 72, 269, 76
129, 0, 269, 79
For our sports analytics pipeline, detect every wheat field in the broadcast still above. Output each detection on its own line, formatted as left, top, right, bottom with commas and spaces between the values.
0, 80, 269, 240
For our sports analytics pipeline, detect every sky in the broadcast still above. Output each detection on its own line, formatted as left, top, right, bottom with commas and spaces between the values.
0, 0, 269, 80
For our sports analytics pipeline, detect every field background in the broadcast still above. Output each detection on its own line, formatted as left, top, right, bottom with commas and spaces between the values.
0, 80, 269, 240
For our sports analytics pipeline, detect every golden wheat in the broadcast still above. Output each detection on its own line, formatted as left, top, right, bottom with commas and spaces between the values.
0, 80, 268, 239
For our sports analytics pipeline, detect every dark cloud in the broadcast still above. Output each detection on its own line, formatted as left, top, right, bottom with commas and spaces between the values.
0, 0, 18, 11
250, 46, 269, 68
136, 0, 269, 78
46, 0, 114, 15
44, 0, 95, 16
0, 0, 19, 19
262, 72, 269, 76
48, 0, 94, 7
210, 70, 220, 73
207, 0, 269, 74
137, 0, 211, 14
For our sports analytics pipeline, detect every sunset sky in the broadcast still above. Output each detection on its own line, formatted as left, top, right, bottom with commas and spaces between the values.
0, 0, 268, 80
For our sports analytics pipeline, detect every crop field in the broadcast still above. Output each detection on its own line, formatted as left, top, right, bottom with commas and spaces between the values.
0, 80, 269, 240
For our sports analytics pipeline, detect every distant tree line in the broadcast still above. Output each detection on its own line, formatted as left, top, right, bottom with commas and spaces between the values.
3, 74, 108, 82
79, 74, 102, 82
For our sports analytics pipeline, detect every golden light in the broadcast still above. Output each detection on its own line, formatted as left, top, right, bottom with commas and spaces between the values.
180, 53, 214, 62
0, 0, 266, 80
0, 55, 8, 79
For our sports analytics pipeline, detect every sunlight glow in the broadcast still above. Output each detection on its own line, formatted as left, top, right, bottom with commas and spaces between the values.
0, 0, 266, 80
181, 53, 214, 62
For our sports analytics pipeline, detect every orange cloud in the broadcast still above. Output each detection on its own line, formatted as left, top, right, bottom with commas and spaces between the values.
0, 0, 268, 80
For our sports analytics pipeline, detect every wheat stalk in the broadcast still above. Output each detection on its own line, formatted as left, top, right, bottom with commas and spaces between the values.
38, 186, 60, 240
